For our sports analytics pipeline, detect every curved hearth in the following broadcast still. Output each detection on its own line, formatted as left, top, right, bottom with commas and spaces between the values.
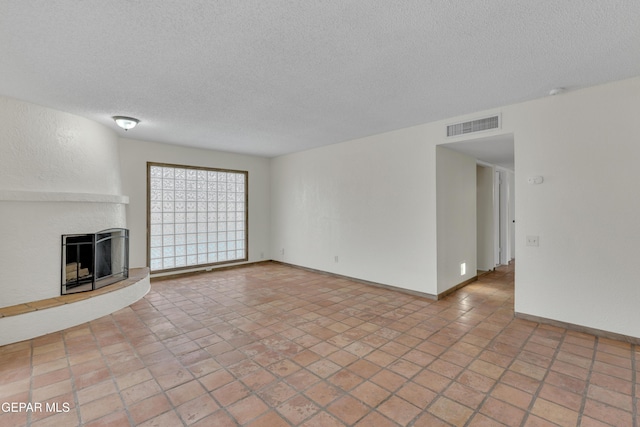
0, 268, 149, 346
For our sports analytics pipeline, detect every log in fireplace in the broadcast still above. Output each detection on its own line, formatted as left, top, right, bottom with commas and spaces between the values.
61, 228, 129, 295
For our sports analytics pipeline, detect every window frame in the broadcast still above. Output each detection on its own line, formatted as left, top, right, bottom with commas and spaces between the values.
146, 161, 248, 274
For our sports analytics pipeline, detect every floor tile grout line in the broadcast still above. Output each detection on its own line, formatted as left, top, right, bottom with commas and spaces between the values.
256, 279, 394, 426
338, 272, 519, 426
159, 285, 273, 426
576, 335, 599, 427
398, 274, 518, 426
176, 303, 254, 427
187, 278, 329, 426
632, 344, 637, 427
519, 325, 571, 427
120, 300, 183, 426
118, 293, 220, 426
88, 319, 140, 427
202, 364, 255, 426
421, 325, 498, 423
142, 266, 502, 426
240, 303, 385, 426
18, 262, 640, 427
27, 338, 34, 427
453, 315, 544, 427
306, 287, 463, 426
214, 274, 450, 426
223, 279, 408, 425
206, 270, 463, 426
432, 277, 516, 416
105, 309, 180, 426
61, 329, 82, 427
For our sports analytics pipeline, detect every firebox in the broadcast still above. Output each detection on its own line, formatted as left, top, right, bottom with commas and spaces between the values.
61, 228, 129, 295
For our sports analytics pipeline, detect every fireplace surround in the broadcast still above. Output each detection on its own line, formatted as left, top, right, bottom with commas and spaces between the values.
62, 228, 129, 294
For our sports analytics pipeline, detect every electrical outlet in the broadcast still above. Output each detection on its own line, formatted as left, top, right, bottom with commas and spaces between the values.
281, 248, 285, 255
526, 235, 539, 247
334, 256, 339, 263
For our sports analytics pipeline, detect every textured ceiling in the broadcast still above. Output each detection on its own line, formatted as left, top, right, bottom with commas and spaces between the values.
1, 1, 639, 157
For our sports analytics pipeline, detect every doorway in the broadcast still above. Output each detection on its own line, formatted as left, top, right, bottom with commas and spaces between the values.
494, 168, 514, 267
440, 133, 515, 272
477, 163, 494, 271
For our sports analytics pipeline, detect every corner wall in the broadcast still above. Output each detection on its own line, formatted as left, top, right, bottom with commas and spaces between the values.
270, 75, 640, 339
0, 96, 127, 307
436, 146, 477, 293
270, 125, 439, 295
510, 77, 640, 338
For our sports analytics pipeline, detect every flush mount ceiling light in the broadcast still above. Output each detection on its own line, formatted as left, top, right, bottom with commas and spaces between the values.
112, 116, 140, 131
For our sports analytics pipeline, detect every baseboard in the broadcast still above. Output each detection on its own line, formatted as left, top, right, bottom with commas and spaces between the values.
152, 259, 479, 302
272, 261, 439, 300
151, 260, 272, 282
477, 269, 491, 278
437, 275, 478, 300
515, 312, 640, 345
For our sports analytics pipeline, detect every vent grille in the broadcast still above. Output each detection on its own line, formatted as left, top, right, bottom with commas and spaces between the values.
447, 115, 500, 137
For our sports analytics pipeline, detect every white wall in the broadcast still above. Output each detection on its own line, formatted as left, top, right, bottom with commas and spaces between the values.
0, 96, 126, 307
436, 146, 477, 293
3, 74, 640, 341
0, 96, 122, 194
118, 138, 271, 272
476, 164, 495, 271
271, 75, 640, 339
270, 125, 439, 295
427, 77, 640, 338
510, 77, 640, 338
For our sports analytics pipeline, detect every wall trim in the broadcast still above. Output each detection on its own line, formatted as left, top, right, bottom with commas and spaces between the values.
0, 190, 129, 204
153, 259, 479, 302
151, 260, 272, 281
437, 275, 479, 299
515, 312, 640, 345
271, 261, 441, 300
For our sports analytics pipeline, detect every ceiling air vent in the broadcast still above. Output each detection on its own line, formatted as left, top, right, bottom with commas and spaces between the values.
447, 115, 500, 137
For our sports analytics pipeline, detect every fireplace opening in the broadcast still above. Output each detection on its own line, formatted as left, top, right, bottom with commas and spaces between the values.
63, 234, 95, 293
62, 228, 129, 295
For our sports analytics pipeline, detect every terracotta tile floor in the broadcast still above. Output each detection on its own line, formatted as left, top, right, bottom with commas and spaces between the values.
1, 262, 638, 426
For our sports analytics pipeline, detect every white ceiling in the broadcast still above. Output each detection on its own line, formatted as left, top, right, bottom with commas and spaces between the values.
1, 1, 639, 158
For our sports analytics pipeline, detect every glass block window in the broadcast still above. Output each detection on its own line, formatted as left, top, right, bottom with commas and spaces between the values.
147, 163, 247, 273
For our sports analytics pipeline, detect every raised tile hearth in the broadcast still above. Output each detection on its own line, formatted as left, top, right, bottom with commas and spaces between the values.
0, 268, 149, 346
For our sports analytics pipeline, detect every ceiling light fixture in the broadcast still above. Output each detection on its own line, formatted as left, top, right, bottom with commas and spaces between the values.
112, 116, 140, 131
548, 87, 565, 96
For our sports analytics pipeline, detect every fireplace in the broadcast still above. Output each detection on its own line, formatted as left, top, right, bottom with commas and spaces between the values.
61, 228, 129, 295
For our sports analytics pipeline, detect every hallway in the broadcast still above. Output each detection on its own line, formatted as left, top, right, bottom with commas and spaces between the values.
0, 262, 636, 426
